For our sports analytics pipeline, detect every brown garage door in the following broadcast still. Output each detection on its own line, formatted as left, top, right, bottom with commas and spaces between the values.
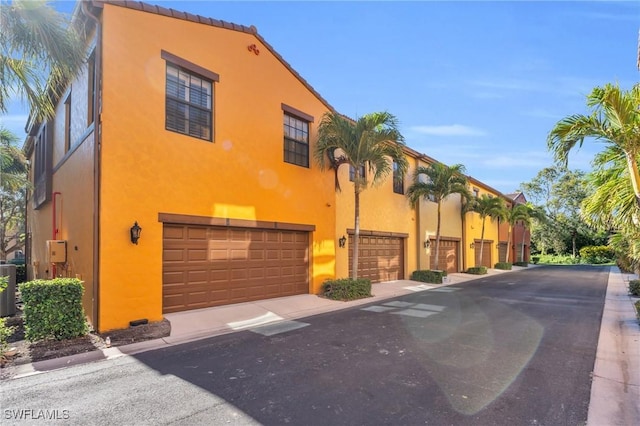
474, 241, 492, 268
429, 238, 459, 273
498, 242, 508, 263
348, 234, 404, 283
163, 224, 309, 313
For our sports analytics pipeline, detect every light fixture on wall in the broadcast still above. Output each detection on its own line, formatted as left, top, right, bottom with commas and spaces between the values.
423, 239, 431, 249
130, 221, 142, 245
470, 242, 475, 249
338, 235, 347, 248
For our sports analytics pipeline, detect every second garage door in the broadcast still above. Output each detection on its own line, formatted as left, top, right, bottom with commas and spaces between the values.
348, 233, 404, 283
429, 238, 460, 273
474, 240, 493, 268
163, 224, 309, 313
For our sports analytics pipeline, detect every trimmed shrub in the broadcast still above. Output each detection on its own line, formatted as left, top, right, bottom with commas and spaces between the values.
579, 245, 615, 264
0, 277, 15, 354
323, 278, 371, 301
466, 266, 487, 275
513, 261, 529, 267
411, 269, 447, 284
635, 300, 640, 321
629, 280, 640, 297
20, 278, 88, 341
531, 256, 540, 264
494, 262, 512, 270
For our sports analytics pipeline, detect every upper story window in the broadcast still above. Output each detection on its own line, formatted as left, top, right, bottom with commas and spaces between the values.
87, 50, 96, 126
473, 187, 479, 198
32, 124, 53, 209
282, 104, 313, 168
64, 92, 72, 152
162, 50, 218, 141
393, 160, 404, 194
349, 164, 365, 182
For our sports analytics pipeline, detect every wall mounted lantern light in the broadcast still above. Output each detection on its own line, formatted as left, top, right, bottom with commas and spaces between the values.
470, 242, 475, 249
130, 221, 142, 245
423, 239, 431, 249
338, 235, 347, 248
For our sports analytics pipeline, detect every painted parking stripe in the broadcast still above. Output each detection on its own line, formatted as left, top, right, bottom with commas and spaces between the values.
404, 284, 435, 292
383, 301, 414, 308
429, 287, 461, 293
361, 306, 397, 313
412, 303, 446, 312
250, 320, 309, 336
391, 309, 439, 318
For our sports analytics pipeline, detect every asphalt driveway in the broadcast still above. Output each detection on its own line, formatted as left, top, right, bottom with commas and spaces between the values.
1, 265, 609, 425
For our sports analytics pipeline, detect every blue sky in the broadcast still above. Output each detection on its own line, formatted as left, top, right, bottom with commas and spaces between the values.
2, 0, 638, 194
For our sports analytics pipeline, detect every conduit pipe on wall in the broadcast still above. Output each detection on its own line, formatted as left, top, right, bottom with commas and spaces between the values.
52, 191, 62, 277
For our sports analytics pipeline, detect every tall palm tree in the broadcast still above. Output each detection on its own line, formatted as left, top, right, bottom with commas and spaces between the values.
548, 83, 640, 209
518, 203, 546, 263
504, 203, 529, 263
0, 127, 28, 260
472, 194, 505, 267
0, 0, 85, 120
406, 163, 469, 269
315, 111, 408, 279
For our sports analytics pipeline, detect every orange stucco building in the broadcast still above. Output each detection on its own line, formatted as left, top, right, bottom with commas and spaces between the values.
24, 0, 529, 332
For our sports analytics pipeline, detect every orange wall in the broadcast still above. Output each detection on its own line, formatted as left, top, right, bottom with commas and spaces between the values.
334, 153, 418, 279
464, 185, 502, 269
98, 5, 336, 330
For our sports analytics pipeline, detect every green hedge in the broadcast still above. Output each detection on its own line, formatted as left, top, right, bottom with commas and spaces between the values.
20, 278, 88, 341
411, 270, 447, 284
466, 266, 487, 275
629, 280, 640, 297
0, 277, 14, 353
323, 278, 371, 301
494, 262, 512, 270
514, 261, 529, 267
531, 256, 540, 264
579, 245, 615, 264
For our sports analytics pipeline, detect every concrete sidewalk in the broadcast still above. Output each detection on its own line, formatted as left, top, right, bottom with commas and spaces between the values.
587, 267, 640, 426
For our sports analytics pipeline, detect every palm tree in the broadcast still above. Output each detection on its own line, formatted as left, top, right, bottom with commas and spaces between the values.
504, 203, 529, 263
0, 127, 28, 190
548, 83, 640, 209
0, 127, 29, 260
0, 0, 85, 120
518, 203, 546, 263
406, 163, 469, 269
472, 194, 506, 267
315, 111, 408, 279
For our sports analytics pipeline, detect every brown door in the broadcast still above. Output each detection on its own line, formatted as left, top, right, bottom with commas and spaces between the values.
429, 239, 459, 273
348, 234, 404, 283
163, 224, 309, 313
498, 242, 508, 263
474, 241, 492, 267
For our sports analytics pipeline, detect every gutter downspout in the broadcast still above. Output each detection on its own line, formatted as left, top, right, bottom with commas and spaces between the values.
83, 1, 101, 332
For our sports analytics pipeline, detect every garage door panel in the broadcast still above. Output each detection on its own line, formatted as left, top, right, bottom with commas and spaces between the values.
348, 234, 404, 283
163, 224, 309, 313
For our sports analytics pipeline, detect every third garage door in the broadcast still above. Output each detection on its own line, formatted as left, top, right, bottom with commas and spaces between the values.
348, 233, 404, 283
163, 224, 309, 313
